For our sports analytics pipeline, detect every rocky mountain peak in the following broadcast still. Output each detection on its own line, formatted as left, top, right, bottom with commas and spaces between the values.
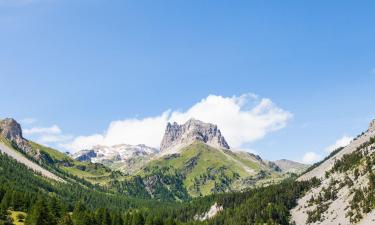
0, 118, 33, 154
0, 118, 23, 142
160, 118, 230, 153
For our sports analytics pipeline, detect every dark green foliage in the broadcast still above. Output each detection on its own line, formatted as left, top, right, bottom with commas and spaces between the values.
25, 196, 56, 225
109, 168, 190, 202
58, 214, 74, 225
206, 178, 321, 225
332, 150, 362, 173
131, 212, 144, 225
0, 149, 321, 225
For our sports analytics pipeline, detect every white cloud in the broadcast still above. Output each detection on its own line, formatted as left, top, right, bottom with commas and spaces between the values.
302, 152, 322, 164
64, 94, 293, 153
24, 125, 61, 135
325, 135, 353, 153
23, 124, 73, 146
37, 134, 73, 143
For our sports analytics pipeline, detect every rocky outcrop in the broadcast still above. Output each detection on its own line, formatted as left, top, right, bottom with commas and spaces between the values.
73, 150, 97, 162
194, 202, 223, 221
160, 118, 230, 153
0, 118, 33, 154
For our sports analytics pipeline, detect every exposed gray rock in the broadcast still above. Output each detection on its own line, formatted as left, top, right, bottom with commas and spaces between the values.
73, 150, 97, 162
369, 119, 375, 132
0, 118, 33, 154
160, 118, 230, 153
267, 161, 282, 172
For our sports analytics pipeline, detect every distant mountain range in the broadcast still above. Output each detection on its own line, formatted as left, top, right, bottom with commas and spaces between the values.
72, 144, 159, 174
0, 117, 305, 199
72, 118, 305, 197
2, 116, 375, 224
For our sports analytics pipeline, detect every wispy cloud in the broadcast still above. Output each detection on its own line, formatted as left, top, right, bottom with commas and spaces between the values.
24, 125, 61, 135
23, 124, 73, 146
63, 94, 293, 152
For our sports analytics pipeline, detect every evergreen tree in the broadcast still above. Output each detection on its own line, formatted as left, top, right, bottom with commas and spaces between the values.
145, 214, 153, 225
0, 206, 12, 225
124, 212, 132, 225
131, 212, 144, 225
72, 201, 92, 225
25, 196, 55, 225
58, 214, 74, 225
165, 217, 176, 225
111, 212, 123, 225
96, 208, 111, 225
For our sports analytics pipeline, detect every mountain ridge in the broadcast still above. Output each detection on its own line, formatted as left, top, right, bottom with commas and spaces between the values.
291, 119, 375, 225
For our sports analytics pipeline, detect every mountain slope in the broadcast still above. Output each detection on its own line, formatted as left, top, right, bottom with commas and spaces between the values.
291, 119, 375, 225
0, 118, 114, 184
274, 159, 308, 173
141, 141, 282, 197
0, 140, 63, 182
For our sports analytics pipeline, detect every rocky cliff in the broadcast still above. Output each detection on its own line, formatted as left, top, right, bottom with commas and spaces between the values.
0, 118, 33, 154
160, 118, 230, 154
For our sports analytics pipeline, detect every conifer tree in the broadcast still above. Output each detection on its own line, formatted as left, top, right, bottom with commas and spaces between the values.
25, 196, 55, 225
58, 214, 73, 225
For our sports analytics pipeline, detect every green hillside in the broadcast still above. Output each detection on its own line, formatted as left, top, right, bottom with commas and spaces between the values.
141, 142, 283, 197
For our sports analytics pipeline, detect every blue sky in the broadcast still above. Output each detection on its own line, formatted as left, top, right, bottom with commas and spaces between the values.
1, 0, 375, 163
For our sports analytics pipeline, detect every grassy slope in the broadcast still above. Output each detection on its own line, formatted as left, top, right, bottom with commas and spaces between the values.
29, 141, 113, 184
141, 142, 281, 197
0, 137, 113, 185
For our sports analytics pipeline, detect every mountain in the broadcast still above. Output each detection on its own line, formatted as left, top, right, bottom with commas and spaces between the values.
72, 118, 293, 197
0, 118, 202, 201
291, 119, 375, 225
137, 119, 288, 197
160, 118, 230, 154
273, 159, 308, 173
141, 141, 284, 197
73, 144, 158, 174
0, 118, 34, 155
0, 118, 116, 185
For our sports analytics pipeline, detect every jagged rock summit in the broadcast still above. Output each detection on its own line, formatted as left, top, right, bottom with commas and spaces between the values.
0, 118, 32, 153
0, 118, 23, 143
160, 118, 230, 154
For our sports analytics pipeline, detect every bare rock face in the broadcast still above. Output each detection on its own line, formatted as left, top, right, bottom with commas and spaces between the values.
160, 118, 230, 153
369, 119, 375, 132
0, 118, 32, 154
